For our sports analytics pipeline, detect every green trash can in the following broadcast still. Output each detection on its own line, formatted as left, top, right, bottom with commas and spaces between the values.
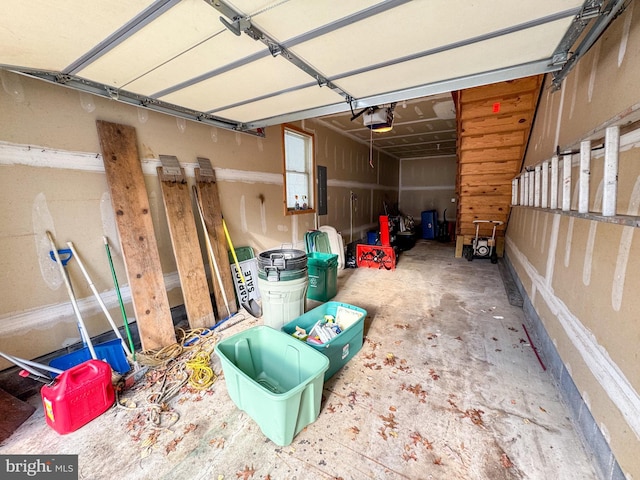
306, 252, 338, 302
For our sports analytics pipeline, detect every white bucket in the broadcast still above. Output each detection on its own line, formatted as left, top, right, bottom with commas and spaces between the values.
258, 274, 308, 330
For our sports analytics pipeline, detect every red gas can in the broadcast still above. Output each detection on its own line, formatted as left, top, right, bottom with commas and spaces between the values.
41, 359, 115, 434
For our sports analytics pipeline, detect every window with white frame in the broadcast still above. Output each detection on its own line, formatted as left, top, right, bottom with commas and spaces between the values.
283, 125, 315, 215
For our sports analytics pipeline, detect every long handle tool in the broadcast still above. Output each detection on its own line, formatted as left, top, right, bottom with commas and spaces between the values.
104, 237, 136, 362
47, 231, 97, 360
192, 186, 232, 318
0, 351, 64, 376
66, 241, 132, 357
223, 218, 245, 284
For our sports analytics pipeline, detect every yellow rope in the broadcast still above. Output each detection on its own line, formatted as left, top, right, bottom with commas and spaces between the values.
117, 326, 221, 433
185, 350, 217, 390
135, 327, 215, 367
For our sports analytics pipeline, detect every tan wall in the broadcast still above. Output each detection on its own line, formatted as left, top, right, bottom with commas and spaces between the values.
506, 5, 640, 478
399, 155, 457, 221
308, 120, 399, 241
0, 73, 397, 367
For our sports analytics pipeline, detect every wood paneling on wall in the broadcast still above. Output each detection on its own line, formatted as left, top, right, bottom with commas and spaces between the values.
455, 75, 543, 241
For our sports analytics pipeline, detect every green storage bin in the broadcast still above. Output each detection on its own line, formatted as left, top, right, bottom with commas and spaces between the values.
306, 252, 338, 301
215, 326, 329, 446
282, 302, 366, 381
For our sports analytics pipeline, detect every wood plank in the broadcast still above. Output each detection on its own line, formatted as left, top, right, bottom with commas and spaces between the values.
459, 173, 515, 186
460, 75, 542, 103
458, 194, 512, 208
195, 164, 238, 319
460, 160, 520, 175
455, 76, 543, 245
455, 235, 465, 258
460, 130, 526, 151
459, 222, 505, 237
157, 165, 215, 329
459, 146, 522, 163
460, 91, 537, 121
460, 112, 533, 137
459, 203, 511, 215
459, 183, 512, 196
0, 387, 35, 442
459, 212, 509, 224
97, 120, 176, 351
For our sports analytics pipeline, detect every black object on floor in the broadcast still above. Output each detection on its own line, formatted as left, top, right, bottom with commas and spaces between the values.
498, 258, 524, 307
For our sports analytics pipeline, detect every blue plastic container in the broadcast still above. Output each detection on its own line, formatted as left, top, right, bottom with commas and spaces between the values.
421, 210, 437, 239
49, 339, 130, 377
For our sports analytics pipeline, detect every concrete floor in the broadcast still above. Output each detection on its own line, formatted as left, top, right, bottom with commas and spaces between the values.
0, 240, 598, 479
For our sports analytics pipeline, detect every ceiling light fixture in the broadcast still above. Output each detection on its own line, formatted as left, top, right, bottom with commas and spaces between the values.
363, 105, 395, 133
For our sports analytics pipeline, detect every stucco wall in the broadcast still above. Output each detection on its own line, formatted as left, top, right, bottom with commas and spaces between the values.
506, 4, 640, 478
0, 72, 397, 368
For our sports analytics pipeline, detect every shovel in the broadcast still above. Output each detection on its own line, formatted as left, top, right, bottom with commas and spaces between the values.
243, 298, 262, 318
46, 232, 129, 376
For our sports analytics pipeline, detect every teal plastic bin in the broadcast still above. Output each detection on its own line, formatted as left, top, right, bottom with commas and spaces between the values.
215, 326, 329, 446
282, 302, 367, 381
307, 252, 338, 302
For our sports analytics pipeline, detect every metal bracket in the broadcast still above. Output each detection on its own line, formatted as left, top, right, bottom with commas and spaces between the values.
196, 157, 216, 183
197, 157, 215, 177
551, 0, 626, 90
159, 155, 184, 182
204, 0, 354, 104
219, 15, 252, 37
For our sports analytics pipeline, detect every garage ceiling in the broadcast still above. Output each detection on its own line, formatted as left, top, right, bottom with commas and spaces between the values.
0, 0, 622, 140
315, 93, 458, 159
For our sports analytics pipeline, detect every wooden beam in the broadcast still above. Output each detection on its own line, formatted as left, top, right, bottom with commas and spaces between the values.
157, 165, 215, 329
96, 120, 176, 351
459, 212, 509, 225
0, 387, 35, 442
460, 112, 533, 137
195, 164, 238, 319
459, 203, 510, 215
460, 160, 520, 175
459, 131, 526, 151
459, 91, 538, 121
459, 146, 522, 163
458, 172, 515, 186
459, 183, 512, 196
459, 75, 542, 103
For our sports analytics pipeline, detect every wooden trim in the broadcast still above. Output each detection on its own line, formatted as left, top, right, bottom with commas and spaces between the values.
282, 124, 317, 216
